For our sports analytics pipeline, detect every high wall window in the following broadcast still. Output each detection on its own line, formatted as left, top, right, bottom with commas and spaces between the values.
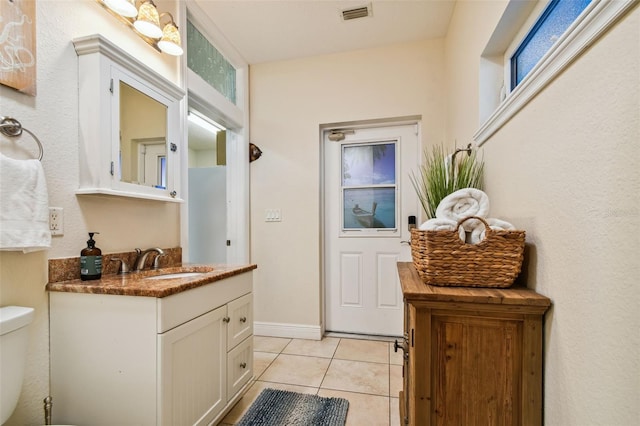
187, 20, 237, 105
474, 0, 635, 145
510, 0, 592, 90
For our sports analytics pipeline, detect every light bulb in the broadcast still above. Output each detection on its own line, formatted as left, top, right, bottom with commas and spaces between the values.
158, 22, 183, 56
133, 2, 162, 39
102, 0, 137, 18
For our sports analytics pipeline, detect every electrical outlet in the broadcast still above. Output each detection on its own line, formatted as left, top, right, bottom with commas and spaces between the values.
49, 207, 64, 236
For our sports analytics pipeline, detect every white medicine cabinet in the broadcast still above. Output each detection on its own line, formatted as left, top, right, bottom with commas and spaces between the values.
73, 34, 186, 202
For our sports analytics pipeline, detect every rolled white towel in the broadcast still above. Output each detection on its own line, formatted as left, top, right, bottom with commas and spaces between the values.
435, 188, 490, 231
470, 218, 516, 244
419, 218, 466, 242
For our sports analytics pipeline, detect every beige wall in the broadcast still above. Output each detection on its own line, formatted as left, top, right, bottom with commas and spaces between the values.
445, 3, 639, 425
250, 40, 445, 328
0, 1, 181, 423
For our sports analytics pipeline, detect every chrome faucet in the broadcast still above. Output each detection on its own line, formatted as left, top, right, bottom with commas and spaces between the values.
134, 248, 165, 271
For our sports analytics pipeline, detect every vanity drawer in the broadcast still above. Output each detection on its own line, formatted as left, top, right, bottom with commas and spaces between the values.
157, 272, 252, 333
227, 336, 253, 398
227, 293, 253, 349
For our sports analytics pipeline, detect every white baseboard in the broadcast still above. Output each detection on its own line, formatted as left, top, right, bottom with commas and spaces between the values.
253, 321, 322, 340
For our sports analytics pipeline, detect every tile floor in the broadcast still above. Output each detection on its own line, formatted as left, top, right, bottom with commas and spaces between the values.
220, 336, 403, 426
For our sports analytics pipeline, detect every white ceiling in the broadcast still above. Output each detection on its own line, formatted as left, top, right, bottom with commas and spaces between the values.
193, 0, 456, 64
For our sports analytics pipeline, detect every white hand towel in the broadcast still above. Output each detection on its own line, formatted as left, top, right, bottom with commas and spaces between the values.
419, 218, 466, 242
0, 154, 51, 252
435, 188, 490, 231
470, 218, 516, 244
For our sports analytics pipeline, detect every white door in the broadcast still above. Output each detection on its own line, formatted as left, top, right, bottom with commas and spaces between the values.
324, 123, 420, 336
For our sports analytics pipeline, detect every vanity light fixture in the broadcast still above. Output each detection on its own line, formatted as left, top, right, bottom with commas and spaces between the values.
97, 0, 183, 56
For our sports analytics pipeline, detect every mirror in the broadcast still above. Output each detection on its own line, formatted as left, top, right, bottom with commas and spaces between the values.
119, 81, 168, 189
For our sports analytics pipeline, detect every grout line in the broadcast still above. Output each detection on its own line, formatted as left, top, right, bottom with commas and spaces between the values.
280, 337, 293, 353
325, 331, 399, 342
330, 357, 393, 366
389, 361, 392, 412
252, 351, 278, 381
330, 336, 340, 359
318, 338, 338, 391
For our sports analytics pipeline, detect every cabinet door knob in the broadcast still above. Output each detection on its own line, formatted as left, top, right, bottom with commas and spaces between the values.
223, 316, 230, 323
240, 362, 247, 369
239, 316, 247, 323
394, 338, 408, 355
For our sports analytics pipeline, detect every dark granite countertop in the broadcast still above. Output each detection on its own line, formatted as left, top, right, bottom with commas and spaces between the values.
46, 264, 257, 298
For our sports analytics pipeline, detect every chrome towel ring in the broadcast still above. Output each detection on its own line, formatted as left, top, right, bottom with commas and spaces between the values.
0, 116, 44, 161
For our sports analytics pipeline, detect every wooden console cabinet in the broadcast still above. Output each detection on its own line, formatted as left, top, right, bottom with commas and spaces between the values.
397, 262, 551, 426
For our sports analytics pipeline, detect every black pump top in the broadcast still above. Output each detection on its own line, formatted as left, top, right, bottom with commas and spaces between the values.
87, 232, 99, 248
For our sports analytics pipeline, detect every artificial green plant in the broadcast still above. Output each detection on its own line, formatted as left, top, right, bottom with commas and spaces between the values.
409, 145, 485, 219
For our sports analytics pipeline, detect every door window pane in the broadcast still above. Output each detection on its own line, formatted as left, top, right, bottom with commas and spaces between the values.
341, 141, 397, 230
343, 187, 396, 229
342, 142, 395, 185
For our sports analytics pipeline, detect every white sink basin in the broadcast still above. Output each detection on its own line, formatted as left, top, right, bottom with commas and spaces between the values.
145, 272, 205, 280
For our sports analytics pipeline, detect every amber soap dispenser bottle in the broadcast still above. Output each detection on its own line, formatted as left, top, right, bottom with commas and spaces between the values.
80, 232, 102, 281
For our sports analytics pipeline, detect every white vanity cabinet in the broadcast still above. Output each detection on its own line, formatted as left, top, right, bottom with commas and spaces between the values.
50, 272, 253, 426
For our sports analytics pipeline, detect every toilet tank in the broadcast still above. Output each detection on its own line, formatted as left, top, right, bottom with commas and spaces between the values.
0, 306, 35, 425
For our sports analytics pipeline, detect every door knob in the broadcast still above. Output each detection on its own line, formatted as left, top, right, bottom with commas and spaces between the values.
394, 335, 409, 361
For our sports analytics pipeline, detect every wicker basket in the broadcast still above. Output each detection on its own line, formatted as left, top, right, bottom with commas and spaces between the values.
410, 216, 525, 288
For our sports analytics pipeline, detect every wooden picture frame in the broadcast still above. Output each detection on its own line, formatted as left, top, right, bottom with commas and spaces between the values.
0, 0, 37, 96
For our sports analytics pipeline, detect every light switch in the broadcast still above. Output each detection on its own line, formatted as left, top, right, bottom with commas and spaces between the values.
265, 209, 282, 222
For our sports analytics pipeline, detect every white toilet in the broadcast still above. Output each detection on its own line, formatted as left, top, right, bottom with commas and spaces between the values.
0, 306, 75, 426
0, 305, 35, 425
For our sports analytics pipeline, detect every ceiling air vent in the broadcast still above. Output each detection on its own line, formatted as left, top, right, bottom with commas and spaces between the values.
342, 4, 372, 21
